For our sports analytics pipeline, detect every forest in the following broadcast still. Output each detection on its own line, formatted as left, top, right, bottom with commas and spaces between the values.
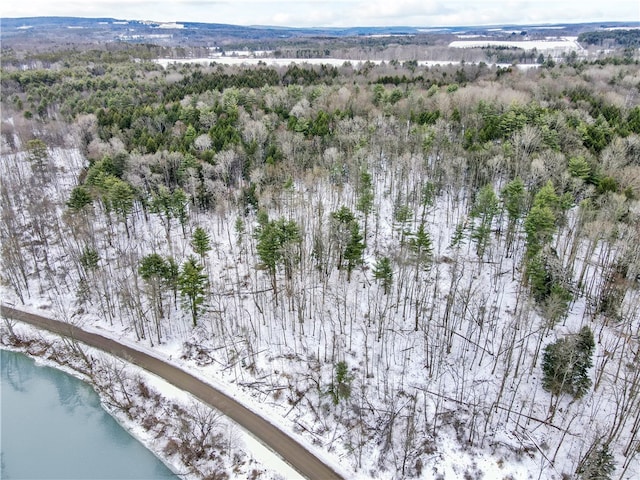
578, 30, 640, 49
1, 44, 640, 479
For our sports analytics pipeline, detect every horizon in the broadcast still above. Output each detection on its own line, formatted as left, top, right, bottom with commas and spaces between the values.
2, 1, 638, 29
4, 15, 639, 30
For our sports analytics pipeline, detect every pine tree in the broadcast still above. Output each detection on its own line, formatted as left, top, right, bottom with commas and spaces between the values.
419, 182, 436, 222
470, 184, 499, 258
67, 186, 93, 212
542, 326, 595, 399
576, 442, 616, 480
255, 216, 301, 303
79, 246, 99, 272
139, 253, 170, 342
178, 256, 208, 327
344, 220, 365, 282
501, 177, 526, 255
329, 361, 353, 404
330, 206, 357, 270
191, 226, 212, 263
568, 156, 592, 181
77, 246, 99, 305
165, 256, 180, 306
524, 204, 556, 258
356, 169, 374, 238
103, 177, 135, 236
409, 222, 433, 280
572, 326, 596, 396
256, 219, 280, 287
26, 138, 48, 180
171, 188, 189, 235
373, 256, 393, 294
151, 187, 189, 238
139, 254, 169, 282
450, 220, 467, 249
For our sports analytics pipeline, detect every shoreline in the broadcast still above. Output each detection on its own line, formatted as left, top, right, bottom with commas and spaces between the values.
0, 327, 192, 479
1, 305, 340, 479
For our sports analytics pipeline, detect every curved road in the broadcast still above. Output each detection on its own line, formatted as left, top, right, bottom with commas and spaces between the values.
0, 304, 343, 480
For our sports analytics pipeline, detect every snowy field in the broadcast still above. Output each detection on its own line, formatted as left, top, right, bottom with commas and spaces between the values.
155, 57, 538, 70
448, 37, 582, 52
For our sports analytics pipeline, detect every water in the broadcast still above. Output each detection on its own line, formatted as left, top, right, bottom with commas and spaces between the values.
1, 349, 177, 479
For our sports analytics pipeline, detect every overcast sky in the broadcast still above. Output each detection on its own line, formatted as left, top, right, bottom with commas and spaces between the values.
2, 0, 638, 28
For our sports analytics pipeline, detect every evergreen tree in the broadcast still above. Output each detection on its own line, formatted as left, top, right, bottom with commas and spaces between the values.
356, 169, 374, 238
542, 326, 595, 399
470, 184, 499, 258
234, 217, 245, 245
524, 203, 556, 258
183, 124, 197, 148
79, 246, 99, 272
568, 156, 592, 181
501, 177, 526, 255
67, 186, 93, 212
577, 442, 616, 480
344, 220, 365, 282
178, 256, 208, 327
191, 226, 212, 263
533, 180, 560, 211
450, 220, 467, 249
373, 256, 393, 294
330, 206, 357, 270
255, 216, 301, 303
150, 186, 173, 225
171, 188, 189, 235
139, 253, 170, 342
419, 182, 436, 222
393, 203, 413, 243
523, 184, 559, 298
151, 187, 189, 237
103, 176, 135, 236
165, 256, 180, 306
26, 138, 48, 180
139, 253, 169, 282
329, 361, 352, 405
409, 222, 433, 280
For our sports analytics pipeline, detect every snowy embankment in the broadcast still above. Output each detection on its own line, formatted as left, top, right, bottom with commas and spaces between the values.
1, 312, 307, 480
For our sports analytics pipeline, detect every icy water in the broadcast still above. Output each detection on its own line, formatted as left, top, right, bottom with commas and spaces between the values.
1, 349, 176, 479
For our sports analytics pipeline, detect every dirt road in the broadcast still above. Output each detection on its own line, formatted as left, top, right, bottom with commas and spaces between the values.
0, 304, 344, 480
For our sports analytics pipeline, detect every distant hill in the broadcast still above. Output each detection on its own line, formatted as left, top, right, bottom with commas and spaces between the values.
1, 16, 639, 49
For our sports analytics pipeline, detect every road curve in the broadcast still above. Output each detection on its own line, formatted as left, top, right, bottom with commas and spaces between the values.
0, 304, 344, 480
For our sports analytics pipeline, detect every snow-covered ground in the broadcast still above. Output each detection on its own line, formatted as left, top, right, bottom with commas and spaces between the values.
155, 57, 538, 70
448, 37, 582, 51
2, 109, 639, 480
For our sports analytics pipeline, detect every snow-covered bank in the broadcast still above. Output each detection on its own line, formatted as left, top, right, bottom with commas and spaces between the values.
0, 319, 299, 480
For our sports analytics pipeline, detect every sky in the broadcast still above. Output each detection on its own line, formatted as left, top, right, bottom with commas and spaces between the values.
2, 0, 638, 28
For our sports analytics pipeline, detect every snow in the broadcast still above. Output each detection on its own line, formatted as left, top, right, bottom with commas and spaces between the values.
154, 57, 538, 70
1, 320, 300, 480
240, 433, 305, 480
2, 99, 639, 480
449, 37, 582, 52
